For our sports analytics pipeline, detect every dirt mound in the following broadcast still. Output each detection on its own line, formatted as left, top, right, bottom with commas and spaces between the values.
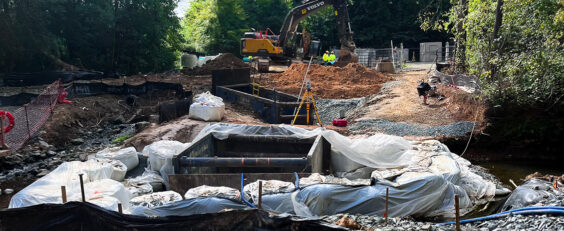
182, 53, 249, 75
437, 85, 486, 128
259, 63, 391, 99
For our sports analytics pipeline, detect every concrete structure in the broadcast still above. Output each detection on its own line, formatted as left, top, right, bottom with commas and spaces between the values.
420, 42, 443, 62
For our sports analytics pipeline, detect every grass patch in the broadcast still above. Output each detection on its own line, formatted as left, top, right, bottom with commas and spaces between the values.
112, 134, 133, 144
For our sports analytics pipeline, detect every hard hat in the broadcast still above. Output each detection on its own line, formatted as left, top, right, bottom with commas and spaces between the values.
325, 50, 329, 53
331, 51, 334, 54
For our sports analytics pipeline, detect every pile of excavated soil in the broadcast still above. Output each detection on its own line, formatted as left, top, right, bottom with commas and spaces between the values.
259, 63, 391, 99
182, 53, 249, 75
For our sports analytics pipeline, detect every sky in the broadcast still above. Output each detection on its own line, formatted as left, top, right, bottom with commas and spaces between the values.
174, 0, 191, 18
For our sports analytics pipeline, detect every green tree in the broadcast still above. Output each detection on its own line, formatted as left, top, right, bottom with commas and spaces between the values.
0, 0, 182, 74
430, 0, 564, 107
181, 0, 247, 55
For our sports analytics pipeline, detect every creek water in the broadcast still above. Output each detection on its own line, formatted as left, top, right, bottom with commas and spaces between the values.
477, 160, 562, 187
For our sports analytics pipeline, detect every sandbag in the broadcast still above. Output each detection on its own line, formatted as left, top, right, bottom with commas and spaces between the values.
125, 181, 153, 198
299, 173, 371, 187
142, 140, 190, 187
189, 91, 225, 121
244, 180, 295, 203
127, 169, 166, 192
184, 185, 241, 200
95, 147, 139, 171
130, 191, 183, 208
89, 158, 127, 182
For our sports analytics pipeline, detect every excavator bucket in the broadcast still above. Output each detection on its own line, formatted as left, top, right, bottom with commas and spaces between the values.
334, 49, 358, 67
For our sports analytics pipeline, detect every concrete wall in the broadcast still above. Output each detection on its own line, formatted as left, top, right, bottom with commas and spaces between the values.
420, 42, 443, 62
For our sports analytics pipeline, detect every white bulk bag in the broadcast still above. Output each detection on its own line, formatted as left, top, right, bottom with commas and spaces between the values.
189, 91, 225, 122
95, 147, 139, 171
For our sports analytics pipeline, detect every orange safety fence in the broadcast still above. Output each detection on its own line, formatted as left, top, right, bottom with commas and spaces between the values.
2, 80, 63, 152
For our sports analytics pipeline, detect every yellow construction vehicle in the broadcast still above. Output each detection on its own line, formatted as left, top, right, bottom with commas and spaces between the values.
240, 0, 358, 71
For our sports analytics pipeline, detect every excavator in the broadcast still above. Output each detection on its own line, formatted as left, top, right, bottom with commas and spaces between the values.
240, 0, 358, 71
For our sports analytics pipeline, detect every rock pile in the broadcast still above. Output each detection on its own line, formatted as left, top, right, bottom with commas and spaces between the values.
323, 213, 564, 231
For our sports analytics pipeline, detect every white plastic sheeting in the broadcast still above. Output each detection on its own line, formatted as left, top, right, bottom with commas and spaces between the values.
142, 140, 190, 187
95, 147, 139, 170
190, 123, 502, 218
184, 185, 241, 201
84, 179, 132, 210
501, 178, 561, 211
131, 197, 249, 217
9, 160, 127, 208
189, 92, 225, 121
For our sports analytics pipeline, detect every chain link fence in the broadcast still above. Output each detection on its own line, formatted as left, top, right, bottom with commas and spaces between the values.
353, 43, 456, 70
3, 80, 61, 152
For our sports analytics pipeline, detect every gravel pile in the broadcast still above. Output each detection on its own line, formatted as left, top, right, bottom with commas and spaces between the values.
321, 214, 429, 231
440, 214, 564, 231
322, 213, 564, 231
315, 98, 364, 125
349, 119, 475, 137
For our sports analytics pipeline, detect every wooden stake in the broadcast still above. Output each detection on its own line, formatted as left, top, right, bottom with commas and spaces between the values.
118, 203, 123, 213
79, 174, 85, 202
385, 187, 389, 224
455, 194, 461, 231
258, 181, 263, 209
61, 186, 67, 203
0, 115, 5, 149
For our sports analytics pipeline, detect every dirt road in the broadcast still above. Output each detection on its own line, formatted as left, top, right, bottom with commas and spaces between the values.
353, 70, 469, 126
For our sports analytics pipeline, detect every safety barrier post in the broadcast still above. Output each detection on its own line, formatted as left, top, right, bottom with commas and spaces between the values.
118, 203, 123, 213
455, 194, 460, 231
258, 181, 263, 209
0, 115, 4, 148
24, 105, 31, 138
61, 186, 67, 203
385, 187, 389, 224
79, 174, 85, 202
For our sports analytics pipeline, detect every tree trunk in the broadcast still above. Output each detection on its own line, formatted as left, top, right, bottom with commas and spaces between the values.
455, 0, 468, 73
491, 0, 504, 98
492, 0, 504, 39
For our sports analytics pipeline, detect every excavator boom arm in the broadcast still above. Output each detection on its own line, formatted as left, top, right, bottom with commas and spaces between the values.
279, 0, 356, 54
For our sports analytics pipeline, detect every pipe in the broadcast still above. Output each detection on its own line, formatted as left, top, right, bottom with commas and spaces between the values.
240, 173, 256, 208
180, 157, 308, 168
437, 206, 564, 225
294, 172, 300, 189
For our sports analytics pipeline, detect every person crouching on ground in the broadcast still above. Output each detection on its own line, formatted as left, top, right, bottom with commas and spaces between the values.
417, 80, 432, 105
322, 50, 329, 65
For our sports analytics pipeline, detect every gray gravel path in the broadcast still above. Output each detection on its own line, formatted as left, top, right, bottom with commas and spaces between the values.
349, 118, 475, 137
315, 98, 364, 125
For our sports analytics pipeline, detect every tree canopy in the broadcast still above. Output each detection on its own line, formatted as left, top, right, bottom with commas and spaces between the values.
0, 0, 183, 75
180, 0, 452, 55
422, 0, 564, 108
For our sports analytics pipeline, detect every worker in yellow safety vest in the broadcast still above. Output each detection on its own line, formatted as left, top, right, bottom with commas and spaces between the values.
322, 50, 329, 65
329, 51, 336, 65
